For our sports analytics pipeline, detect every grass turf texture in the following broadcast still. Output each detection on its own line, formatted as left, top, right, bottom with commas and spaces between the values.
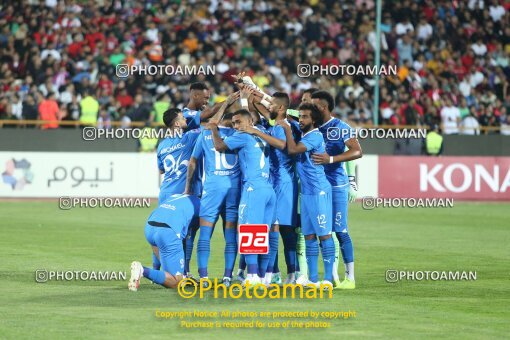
0, 201, 508, 339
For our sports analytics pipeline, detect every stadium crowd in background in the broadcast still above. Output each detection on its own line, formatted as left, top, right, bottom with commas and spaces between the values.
0, 0, 509, 134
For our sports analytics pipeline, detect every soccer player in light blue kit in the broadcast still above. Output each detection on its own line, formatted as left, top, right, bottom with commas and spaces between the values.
240, 92, 299, 285
128, 194, 200, 291
209, 108, 276, 286
158, 82, 220, 202
157, 108, 202, 202
280, 102, 335, 289
184, 93, 241, 287
310, 91, 362, 289
152, 108, 201, 277
182, 82, 223, 130
161, 82, 220, 275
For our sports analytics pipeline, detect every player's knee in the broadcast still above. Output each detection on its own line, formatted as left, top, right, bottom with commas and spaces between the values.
224, 221, 237, 229
199, 218, 214, 227
163, 273, 183, 289
336, 231, 352, 244
319, 234, 332, 241
304, 234, 316, 240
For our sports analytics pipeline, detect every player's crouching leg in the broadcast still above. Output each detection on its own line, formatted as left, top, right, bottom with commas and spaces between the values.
128, 261, 188, 291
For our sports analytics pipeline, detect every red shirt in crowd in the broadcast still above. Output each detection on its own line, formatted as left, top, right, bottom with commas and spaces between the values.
398, 103, 424, 124
98, 78, 114, 96
116, 94, 134, 108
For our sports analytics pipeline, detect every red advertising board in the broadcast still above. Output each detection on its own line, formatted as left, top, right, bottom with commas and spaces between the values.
378, 156, 510, 200
238, 224, 269, 254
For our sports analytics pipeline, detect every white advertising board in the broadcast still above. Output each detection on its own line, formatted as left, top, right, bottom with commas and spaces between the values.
0, 152, 160, 197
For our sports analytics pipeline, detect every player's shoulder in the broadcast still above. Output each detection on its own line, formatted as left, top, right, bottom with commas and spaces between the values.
186, 128, 201, 134
156, 137, 172, 152
302, 128, 323, 140
182, 107, 199, 117
255, 124, 268, 134
223, 130, 246, 144
184, 128, 201, 139
289, 119, 301, 131
323, 117, 350, 129
271, 123, 284, 132
219, 126, 235, 136
335, 118, 353, 130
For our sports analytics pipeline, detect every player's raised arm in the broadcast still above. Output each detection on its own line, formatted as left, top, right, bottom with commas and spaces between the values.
208, 121, 228, 152
200, 101, 224, 121
252, 101, 272, 124
208, 91, 240, 125
239, 124, 286, 150
280, 120, 307, 155
241, 75, 272, 105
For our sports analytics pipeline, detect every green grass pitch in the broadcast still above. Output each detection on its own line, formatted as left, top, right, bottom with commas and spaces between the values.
0, 201, 508, 339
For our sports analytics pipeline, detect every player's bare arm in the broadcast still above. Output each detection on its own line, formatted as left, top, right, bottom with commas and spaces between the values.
183, 156, 197, 195
252, 101, 272, 122
200, 101, 224, 121
280, 121, 307, 155
208, 122, 228, 152
209, 92, 240, 125
239, 125, 286, 150
311, 138, 363, 164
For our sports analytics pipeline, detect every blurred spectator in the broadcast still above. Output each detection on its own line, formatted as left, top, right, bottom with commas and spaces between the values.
150, 93, 171, 124
399, 97, 424, 125
79, 91, 99, 126
116, 89, 134, 109
458, 98, 470, 120
97, 108, 112, 130
123, 94, 151, 127
425, 124, 443, 156
138, 125, 159, 152
501, 114, 510, 135
21, 96, 37, 123
38, 93, 60, 129
460, 112, 481, 135
440, 98, 461, 135
471, 37, 488, 56
10, 94, 22, 120
478, 104, 501, 134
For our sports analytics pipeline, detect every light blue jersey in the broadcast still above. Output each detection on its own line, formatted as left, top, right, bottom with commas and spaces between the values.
192, 127, 240, 188
269, 122, 298, 226
318, 117, 355, 187
157, 129, 201, 201
182, 106, 204, 193
224, 129, 271, 188
223, 127, 275, 226
297, 128, 331, 195
297, 129, 332, 236
192, 126, 241, 224
269, 123, 295, 185
182, 107, 201, 130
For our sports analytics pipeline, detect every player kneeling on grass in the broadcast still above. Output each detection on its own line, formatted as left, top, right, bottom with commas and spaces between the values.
279, 103, 335, 290
128, 194, 199, 291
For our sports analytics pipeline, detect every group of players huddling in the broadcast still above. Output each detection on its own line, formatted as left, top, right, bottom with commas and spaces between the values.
128, 73, 362, 292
